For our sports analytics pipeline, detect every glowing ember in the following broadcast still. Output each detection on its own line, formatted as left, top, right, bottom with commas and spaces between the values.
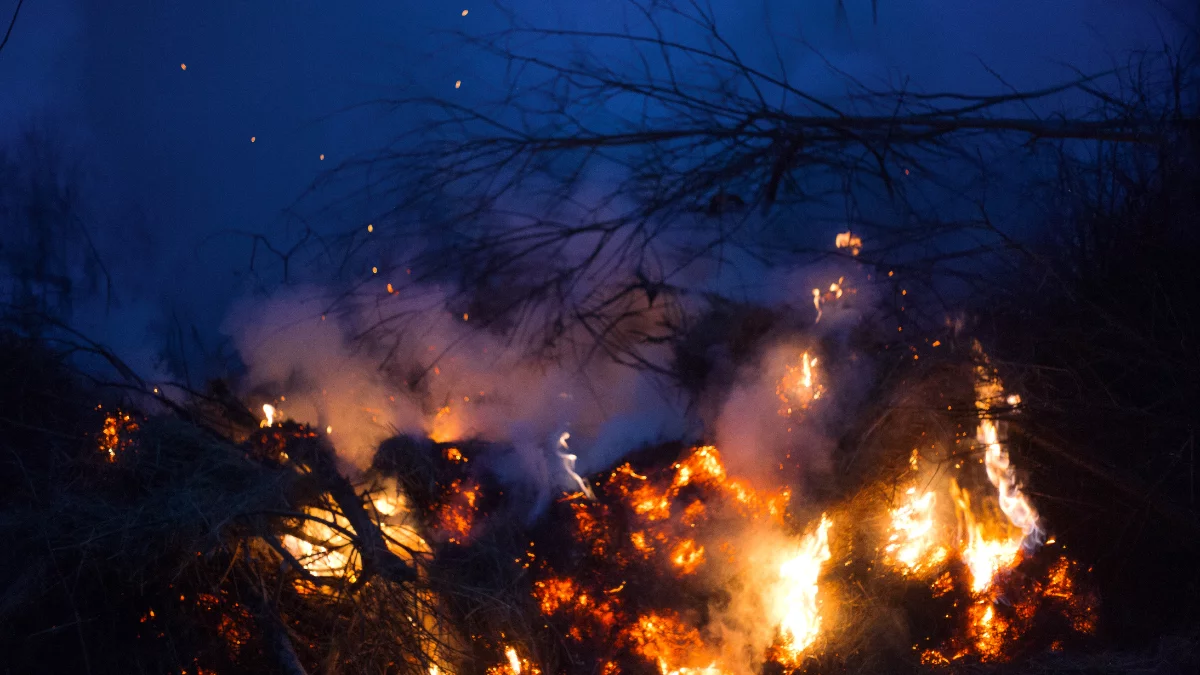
777, 351, 823, 416
623, 612, 725, 675
534, 577, 577, 615
99, 410, 139, 462
834, 231, 862, 255
280, 484, 429, 589
433, 479, 480, 544
430, 405, 462, 443
669, 539, 705, 574
487, 646, 539, 675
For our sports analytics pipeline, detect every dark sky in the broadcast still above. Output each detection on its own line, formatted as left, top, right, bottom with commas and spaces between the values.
0, 0, 1190, 375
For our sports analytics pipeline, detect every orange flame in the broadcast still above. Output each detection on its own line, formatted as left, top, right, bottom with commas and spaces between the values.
773, 515, 834, 665
834, 231, 862, 256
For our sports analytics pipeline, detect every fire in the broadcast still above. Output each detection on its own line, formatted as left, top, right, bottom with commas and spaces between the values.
624, 612, 725, 675
883, 451, 949, 577
433, 478, 480, 544
557, 432, 596, 499
773, 515, 833, 665
811, 275, 854, 325
669, 539, 705, 574
99, 410, 139, 462
280, 484, 430, 589
261, 403, 277, 427
777, 351, 823, 416
978, 418, 1042, 548
487, 646, 540, 675
533, 577, 577, 615
884, 486, 947, 576
834, 230, 862, 255
951, 478, 1023, 593
937, 344, 1041, 596
430, 405, 462, 443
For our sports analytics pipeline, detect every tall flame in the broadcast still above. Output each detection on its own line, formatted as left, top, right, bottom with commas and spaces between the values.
773, 515, 833, 664
557, 432, 596, 500
973, 344, 1043, 552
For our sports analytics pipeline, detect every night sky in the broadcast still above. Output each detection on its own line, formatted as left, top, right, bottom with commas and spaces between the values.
0, 0, 1190, 375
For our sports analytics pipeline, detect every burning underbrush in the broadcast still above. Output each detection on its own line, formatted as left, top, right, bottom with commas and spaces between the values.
0, 275, 1195, 675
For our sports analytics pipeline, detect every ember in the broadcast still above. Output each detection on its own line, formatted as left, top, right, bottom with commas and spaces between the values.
98, 409, 139, 462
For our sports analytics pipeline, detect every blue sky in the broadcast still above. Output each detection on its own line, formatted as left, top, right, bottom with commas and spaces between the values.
0, 0, 1191, 375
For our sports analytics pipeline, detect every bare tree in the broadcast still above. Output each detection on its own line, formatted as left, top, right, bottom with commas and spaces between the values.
306, 0, 1193, 376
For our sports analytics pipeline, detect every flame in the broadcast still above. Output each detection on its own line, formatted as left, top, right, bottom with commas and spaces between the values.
978, 418, 1042, 549
557, 432, 596, 499
949, 479, 1022, 594
430, 405, 462, 443
834, 231, 862, 255
624, 612, 726, 675
534, 577, 577, 615
883, 451, 949, 576
99, 411, 139, 462
773, 515, 833, 665
669, 539, 705, 575
777, 351, 823, 416
280, 484, 430, 589
884, 487, 947, 576
433, 479, 480, 544
261, 403, 277, 428
488, 646, 540, 675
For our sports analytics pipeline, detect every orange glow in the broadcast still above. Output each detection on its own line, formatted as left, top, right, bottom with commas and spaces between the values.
883, 451, 949, 577
534, 577, 577, 615
834, 231, 862, 255
99, 410, 139, 462
773, 515, 833, 665
433, 479, 479, 544
622, 612, 725, 675
430, 405, 462, 443
777, 351, 823, 416
669, 539, 705, 575
487, 646, 540, 675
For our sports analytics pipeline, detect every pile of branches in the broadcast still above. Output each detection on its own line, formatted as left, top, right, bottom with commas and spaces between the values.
0, 328, 459, 675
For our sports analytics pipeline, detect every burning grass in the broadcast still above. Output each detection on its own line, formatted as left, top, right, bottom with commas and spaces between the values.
2, 251, 1198, 675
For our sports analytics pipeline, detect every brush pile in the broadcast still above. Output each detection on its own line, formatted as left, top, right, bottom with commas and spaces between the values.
2, 304, 1198, 675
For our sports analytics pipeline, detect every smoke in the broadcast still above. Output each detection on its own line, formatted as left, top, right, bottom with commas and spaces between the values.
222, 286, 425, 470
221, 281, 694, 500
710, 259, 879, 490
